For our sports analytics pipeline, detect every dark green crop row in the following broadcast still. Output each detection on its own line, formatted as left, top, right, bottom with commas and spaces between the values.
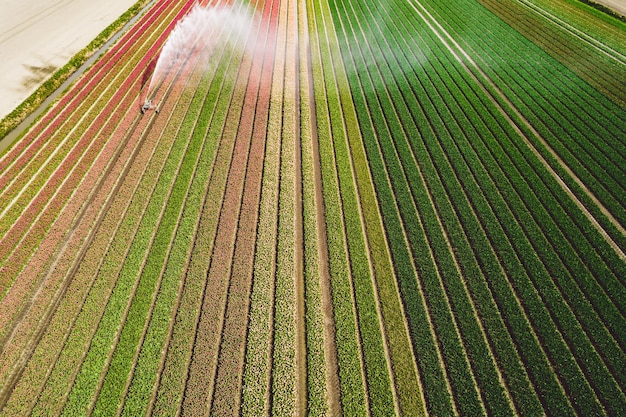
329, 1, 501, 416
412, 5, 626, 415
375, 13, 549, 412
328, 0, 626, 415
407, 2, 625, 414
474, 0, 626, 107
414, 0, 626, 316
440, 52, 626, 380
421, 0, 626, 228
433, 46, 626, 417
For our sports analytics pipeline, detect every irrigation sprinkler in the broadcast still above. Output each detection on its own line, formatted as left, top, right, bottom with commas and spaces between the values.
141, 99, 159, 114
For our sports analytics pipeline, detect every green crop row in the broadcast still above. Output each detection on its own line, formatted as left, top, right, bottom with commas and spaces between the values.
330, 7, 489, 417
473, 0, 626, 106
324, 1, 427, 415
416, 14, 625, 416
439, 42, 626, 385
124, 13, 244, 416
385, 9, 575, 413
151, 28, 249, 415
529, 0, 626, 47
418, 0, 626, 331
397, 3, 625, 414
314, 2, 455, 414
376, 9, 548, 413
422, 0, 626, 228
298, 0, 330, 414
317, 1, 420, 415
337, 0, 538, 412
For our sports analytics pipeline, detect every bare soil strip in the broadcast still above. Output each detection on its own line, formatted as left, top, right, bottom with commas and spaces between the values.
315, 3, 374, 415
287, 0, 308, 413
300, 1, 341, 413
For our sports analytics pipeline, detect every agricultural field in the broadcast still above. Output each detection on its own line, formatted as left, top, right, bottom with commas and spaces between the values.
0, 0, 624, 415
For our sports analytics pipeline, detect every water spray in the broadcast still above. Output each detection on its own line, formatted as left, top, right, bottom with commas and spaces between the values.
141, 3, 257, 114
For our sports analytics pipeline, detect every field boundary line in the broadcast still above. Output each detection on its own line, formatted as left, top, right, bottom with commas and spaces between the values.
0, 5, 178, 225
0, 40, 161, 285
47, 24, 198, 410
407, 0, 626, 261
0, 0, 171, 176
300, 1, 341, 413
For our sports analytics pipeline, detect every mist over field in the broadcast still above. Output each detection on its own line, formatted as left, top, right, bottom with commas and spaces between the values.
148, 3, 259, 96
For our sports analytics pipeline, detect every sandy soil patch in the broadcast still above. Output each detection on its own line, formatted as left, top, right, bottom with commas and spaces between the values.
593, 0, 626, 16
0, 0, 138, 119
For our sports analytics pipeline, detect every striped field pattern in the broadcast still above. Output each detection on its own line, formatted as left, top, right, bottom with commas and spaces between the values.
0, 0, 624, 415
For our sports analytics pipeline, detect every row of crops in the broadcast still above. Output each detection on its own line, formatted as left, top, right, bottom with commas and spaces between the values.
0, 0, 624, 415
